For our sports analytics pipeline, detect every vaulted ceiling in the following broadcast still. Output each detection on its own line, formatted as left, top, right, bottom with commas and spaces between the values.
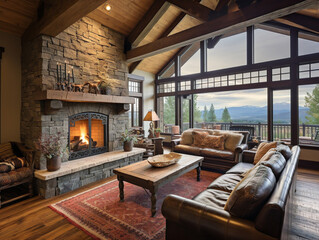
0, 0, 318, 75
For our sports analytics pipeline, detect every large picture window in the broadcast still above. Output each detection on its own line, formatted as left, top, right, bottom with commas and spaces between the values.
128, 76, 143, 128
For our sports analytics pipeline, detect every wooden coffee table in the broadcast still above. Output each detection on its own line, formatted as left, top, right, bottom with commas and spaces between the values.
113, 153, 203, 216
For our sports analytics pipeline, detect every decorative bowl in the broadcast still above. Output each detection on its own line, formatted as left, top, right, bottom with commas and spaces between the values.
147, 152, 182, 168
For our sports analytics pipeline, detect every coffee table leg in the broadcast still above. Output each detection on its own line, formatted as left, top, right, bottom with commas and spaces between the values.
197, 164, 201, 182
150, 188, 157, 217
118, 176, 124, 201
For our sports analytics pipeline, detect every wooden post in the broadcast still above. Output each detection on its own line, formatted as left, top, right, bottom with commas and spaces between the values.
0, 47, 4, 143
247, 26, 254, 66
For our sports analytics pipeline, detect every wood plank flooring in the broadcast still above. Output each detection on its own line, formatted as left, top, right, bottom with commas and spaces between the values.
0, 169, 318, 240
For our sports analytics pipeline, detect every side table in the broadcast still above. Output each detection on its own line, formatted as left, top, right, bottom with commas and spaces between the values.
151, 137, 164, 155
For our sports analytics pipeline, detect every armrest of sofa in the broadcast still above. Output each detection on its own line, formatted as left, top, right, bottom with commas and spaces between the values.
12, 142, 35, 170
234, 144, 248, 162
242, 150, 256, 164
171, 138, 181, 151
162, 194, 270, 240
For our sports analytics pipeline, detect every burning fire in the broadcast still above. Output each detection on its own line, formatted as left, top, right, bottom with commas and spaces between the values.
80, 124, 89, 144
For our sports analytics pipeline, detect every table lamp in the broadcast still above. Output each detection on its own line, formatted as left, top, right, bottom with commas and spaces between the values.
143, 110, 160, 138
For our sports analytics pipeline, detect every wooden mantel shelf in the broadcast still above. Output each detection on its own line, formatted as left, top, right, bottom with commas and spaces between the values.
35, 90, 135, 104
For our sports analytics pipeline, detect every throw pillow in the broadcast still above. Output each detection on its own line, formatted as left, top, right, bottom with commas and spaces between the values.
180, 129, 194, 145
260, 152, 286, 179
275, 144, 292, 160
213, 130, 244, 151
254, 141, 278, 164
224, 165, 276, 219
192, 131, 209, 147
201, 135, 225, 150
0, 142, 15, 160
5, 156, 28, 169
0, 161, 15, 173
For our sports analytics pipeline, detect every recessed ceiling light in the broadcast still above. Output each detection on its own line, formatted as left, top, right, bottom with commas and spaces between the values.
105, 4, 111, 11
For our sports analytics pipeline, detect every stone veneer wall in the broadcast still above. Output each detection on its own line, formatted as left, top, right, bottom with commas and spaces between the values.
21, 17, 129, 169
37, 153, 143, 198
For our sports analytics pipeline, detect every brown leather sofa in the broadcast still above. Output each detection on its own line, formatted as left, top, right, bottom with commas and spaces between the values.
162, 145, 300, 240
171, 129, 249, 171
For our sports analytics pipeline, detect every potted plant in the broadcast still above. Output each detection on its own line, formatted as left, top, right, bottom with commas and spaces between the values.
98, 81, 112, 95
154, 128, 161, 138
35, 132, 67, 171
121, 129, 137, 152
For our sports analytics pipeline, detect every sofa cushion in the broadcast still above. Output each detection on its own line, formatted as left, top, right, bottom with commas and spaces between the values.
201, 148, 234, 160
254, 141, 278, 164
260, 152, 286, 179
193, 189, 231, 209
180, 129, 194, 145
0, 162, 15, 173
174, 144, 201, 155
226, 162, 255, 175
0, 142, 15, 160
0, 167, 32, 187
224, 165, 276, 219
213, 130, 244, 151
201, 135, 225, 150
208, 173, 243, 193
193, 131, 209, 147
275, 144, 292, 160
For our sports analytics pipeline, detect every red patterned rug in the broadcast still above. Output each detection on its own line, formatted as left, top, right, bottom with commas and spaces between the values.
50, 170, 220, 240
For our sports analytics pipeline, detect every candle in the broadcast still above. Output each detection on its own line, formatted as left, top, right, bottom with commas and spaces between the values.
56, 63, 59, 84
71, 66, 74, 83
64, 60, 67, 81
59, 64, 62, 82
68, 71, 70, 84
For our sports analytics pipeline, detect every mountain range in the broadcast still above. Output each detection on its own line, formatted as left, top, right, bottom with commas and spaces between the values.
202, 103, 309, 123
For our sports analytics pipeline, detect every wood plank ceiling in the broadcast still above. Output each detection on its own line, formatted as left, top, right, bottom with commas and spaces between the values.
0, 0, 318, 75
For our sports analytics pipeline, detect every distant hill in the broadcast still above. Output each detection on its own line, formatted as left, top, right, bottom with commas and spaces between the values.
201, 103, 309, 123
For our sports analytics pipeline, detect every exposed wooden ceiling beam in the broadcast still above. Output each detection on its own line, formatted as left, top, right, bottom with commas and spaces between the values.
126, 0, 170, 49
278, 13, 319, 34
166, 0, 214, 22
126, 0, 316, 63
23, 0, 105, 41
215, 0, 230, 11
129, 12, 187, 73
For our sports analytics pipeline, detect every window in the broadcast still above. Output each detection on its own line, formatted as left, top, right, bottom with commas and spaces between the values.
273, 90, 291, 141
158, 96, 175, 133
158, 62, 175, 79
207, 32, 246, 71
128, 77, 143, 127
299, 32, 319, 56
299, 84, 319, 146
181, 49, 200, 75
254, 27, 290, 63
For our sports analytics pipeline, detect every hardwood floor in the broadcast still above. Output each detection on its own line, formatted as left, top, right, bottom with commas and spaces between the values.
0, 169, 318, 240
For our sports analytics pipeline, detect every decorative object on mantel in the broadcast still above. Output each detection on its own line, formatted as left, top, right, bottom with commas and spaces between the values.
35, 132, 68, 171
147, 152, 182, 167
121, 129, 137, 152
143, 110, 160, 138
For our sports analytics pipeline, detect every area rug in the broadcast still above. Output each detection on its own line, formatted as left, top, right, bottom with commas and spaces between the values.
50, 169, 220, 240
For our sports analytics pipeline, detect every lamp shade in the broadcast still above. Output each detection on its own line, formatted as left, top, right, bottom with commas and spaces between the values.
143, 110, 160, 121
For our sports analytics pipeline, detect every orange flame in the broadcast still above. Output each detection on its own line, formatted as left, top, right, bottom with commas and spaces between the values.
80, 124, 89, 144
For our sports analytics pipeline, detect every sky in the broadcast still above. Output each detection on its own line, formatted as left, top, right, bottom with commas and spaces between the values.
178, 28, 319, 110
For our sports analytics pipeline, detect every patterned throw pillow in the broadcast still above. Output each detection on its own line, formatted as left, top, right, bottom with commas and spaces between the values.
0, 162, 15, 173
4, 156, 28, 169
192, 131, 209, 147
201, 135, 225, 150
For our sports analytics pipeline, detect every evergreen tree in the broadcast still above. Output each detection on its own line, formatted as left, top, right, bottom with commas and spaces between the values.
193, 94, 202, 123
305, 84, 319, 124
207, 103, 217, 122
203, 105, 208, 122
221, 107, 231, 122
163, 96, 175, 124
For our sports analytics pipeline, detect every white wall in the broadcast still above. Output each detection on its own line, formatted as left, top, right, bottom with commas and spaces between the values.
0, 31, 21, 143
132, 69, 155, 136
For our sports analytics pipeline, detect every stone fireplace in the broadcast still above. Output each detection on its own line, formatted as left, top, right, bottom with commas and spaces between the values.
69, 112, 108, 160
21, 17, 132, 170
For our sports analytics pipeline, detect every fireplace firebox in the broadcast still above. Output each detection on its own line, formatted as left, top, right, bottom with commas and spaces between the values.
69, 112, 108, 160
